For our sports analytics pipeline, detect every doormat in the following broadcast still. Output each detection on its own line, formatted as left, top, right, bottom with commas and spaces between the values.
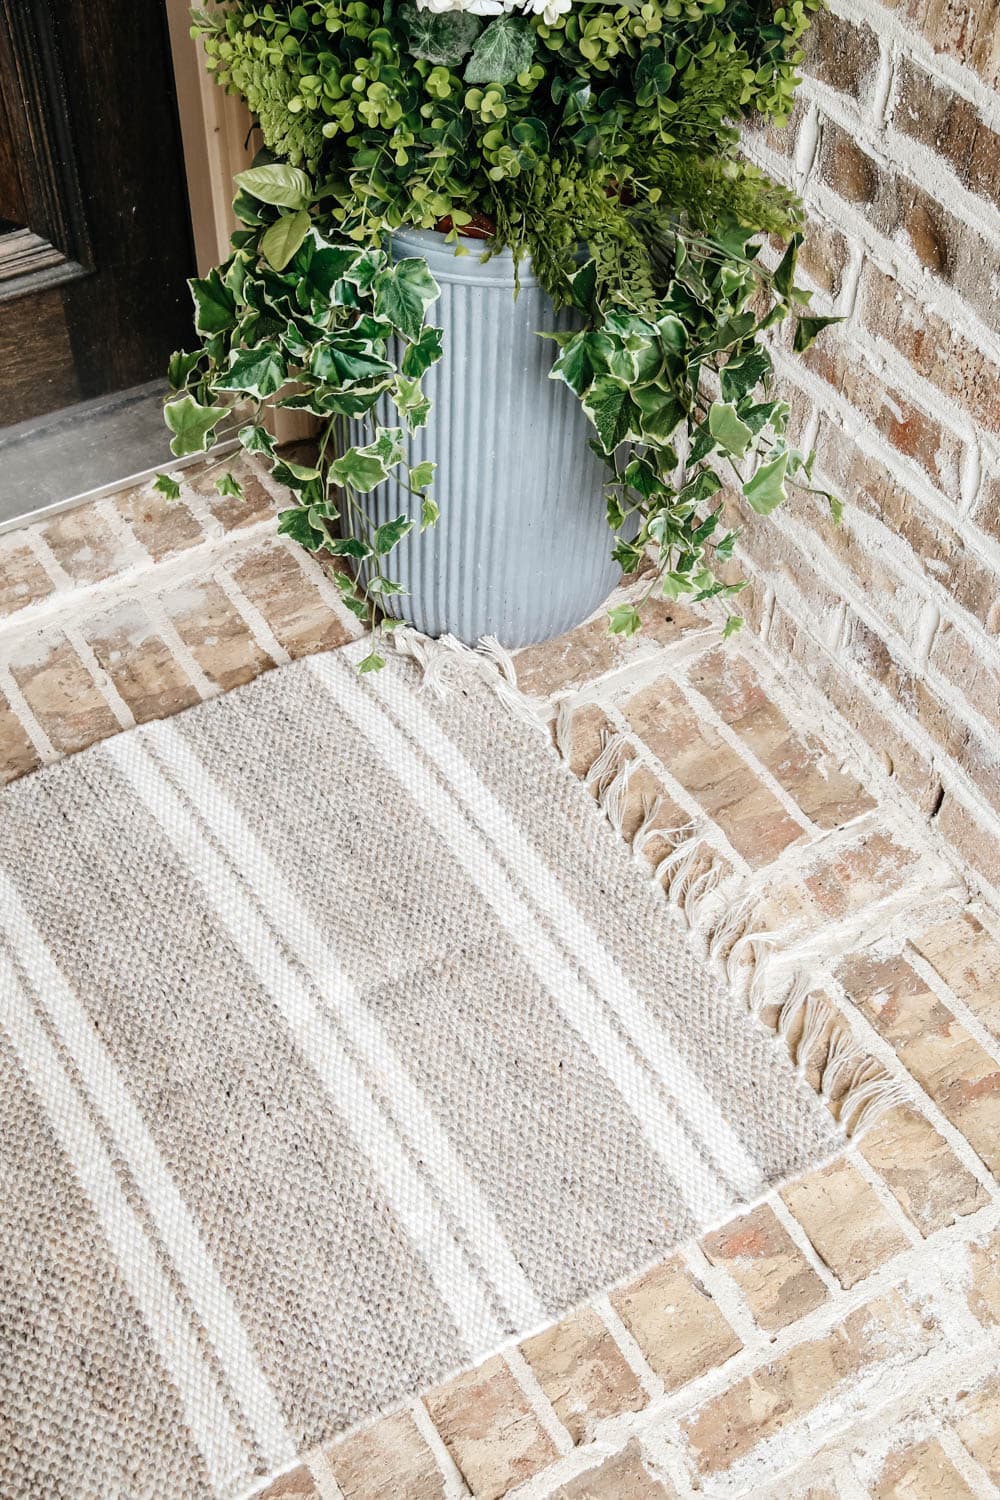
1, 643, 848, 1498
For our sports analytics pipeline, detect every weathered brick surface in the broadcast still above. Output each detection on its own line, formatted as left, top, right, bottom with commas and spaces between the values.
549, 1442, 676, 1498
521, 1308, 647, 1444
37, 506, 126, 585
701, 1203, 828, 1332
0, 539, 55, 617
609, 1257, 742, 1392
229, 544, 356, 659
781, 1159, 910, 1288
161, 579, 275, 692
911, 911, 1000, 1038
113, 484, 206, 560
857, 1105, 988, 1233
891, 56, 1000, 210
326, 1409, 447, 1499
0, 689, 41, 783
954, 1376, 1000, 1482
623, 677, 805, 866
681, 1291, 937, 1474
423, 1356, 560, 1500
874, 1437, 977, 1497
804, 8, 880, 97
839, 951, 1000, 1173
7, 634, 120, 754
83, 605, 200, 725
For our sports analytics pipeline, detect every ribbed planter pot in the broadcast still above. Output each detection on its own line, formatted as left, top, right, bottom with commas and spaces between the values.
346, 227, 619, 647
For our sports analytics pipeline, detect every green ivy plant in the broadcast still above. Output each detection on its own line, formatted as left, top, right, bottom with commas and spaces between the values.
163, 0, 840, 657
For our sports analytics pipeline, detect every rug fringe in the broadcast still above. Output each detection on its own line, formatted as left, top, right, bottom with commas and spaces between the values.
388, 627, 906, 1140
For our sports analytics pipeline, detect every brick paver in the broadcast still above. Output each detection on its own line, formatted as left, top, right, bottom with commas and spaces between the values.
1, 455, 998, 1499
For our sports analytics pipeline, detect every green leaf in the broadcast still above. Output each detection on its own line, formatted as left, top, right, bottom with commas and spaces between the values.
720, 346, 771, 403
272, 457, 321, 486
214, 344, 287, 399
607, 602, 642, 637
164, 394, 227, 458
401, 325, 444, 378
549, 331, 613, 397
215, 471, 244, 500
715, 528, 739, 561
328, 536, 371, 559
234, 163, 312, 210
358, 652, 386, 674
828, 494, 844, 525
582, 376, 639, 454
190, 268, 237, 335
276, 506, 324, 550
421, 497, 440, 531
310, 342, 394, 386
409, 461, 435, 490
399, 3, 481, 64
722, 615, 744, 639
565, 259, 597, 315
631, 383, 682, 445
708, 401, 753, 457
793, 315, 844, 353
773, 235, 800, 300
612, 540, 643, 574
374, 514, 414, 555
261, 209, 311, 271
330, 448, 390, 493
167, 349, 202, 391
374, 258, 440, 342
464, 14, 534, 84
394, 374, 431, 430
152, 472, 181, 500
238, 423, 277, 456
743, 451, 789, 515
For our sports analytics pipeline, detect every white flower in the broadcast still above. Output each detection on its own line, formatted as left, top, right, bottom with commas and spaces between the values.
415, 0, 573, 18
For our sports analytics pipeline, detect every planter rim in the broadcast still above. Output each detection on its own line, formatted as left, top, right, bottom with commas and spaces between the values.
390, 225, 540, 289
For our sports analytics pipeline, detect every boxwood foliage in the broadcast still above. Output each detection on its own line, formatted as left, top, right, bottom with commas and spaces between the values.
165, 0, 840, 649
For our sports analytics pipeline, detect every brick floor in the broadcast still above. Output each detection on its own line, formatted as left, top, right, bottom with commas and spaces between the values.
2, 455, 998, 1499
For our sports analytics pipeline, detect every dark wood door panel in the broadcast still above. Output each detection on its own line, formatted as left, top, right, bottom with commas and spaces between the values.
0, 0, 195, 427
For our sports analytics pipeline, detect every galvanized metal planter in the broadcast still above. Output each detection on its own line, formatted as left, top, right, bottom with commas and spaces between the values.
346, 227, 619, 648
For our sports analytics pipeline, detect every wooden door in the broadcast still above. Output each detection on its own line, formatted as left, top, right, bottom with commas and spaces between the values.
0, 0, 195, 427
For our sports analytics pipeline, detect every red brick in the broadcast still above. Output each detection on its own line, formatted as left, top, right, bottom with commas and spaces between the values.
83, 605, 201, 724
161, 580, 275, 693
520, 1308, 647, 1444
892, 57, 1000, 211
623, 677, 805, 866
0, 539, 55, 617
802, 829, 921, 920
781, 1160, 910, 1288
550, 1442, 676, 1498
424, 1356, 560, 1500
687, 648, 874, 828
609, 1257, 742, 1391
7, 634, 120, 755
327, 1409, 447, 1499
113, 483, 206, 560
38, 505, 126, 586
839, 950, 1000, 1172
861, 265, 1000, 433
229, 543, 355, 659
929, 622, 1000, 730
701, 1203, 828, 1332
0, 689, 41, 783
933, 795, 1000, 894
190, 458, 279, 532
807, 345, 966, 499
814, 422, 996, 630
804, 9, 880, 97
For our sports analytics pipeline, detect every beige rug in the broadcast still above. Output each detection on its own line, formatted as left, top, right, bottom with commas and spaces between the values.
0, 643, 842, 1499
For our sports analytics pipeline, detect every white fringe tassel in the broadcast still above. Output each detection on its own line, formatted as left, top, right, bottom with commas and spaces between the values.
390, 627, 907, 1141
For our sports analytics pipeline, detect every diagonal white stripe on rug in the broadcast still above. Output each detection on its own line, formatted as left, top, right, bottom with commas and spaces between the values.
0, 646, 842, 1499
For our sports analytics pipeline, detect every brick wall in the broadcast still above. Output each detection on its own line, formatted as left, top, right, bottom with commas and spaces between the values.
737, 0, 1000, 896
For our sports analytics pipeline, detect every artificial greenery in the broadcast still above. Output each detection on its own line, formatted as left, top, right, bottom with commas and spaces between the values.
164, 0, 840, 653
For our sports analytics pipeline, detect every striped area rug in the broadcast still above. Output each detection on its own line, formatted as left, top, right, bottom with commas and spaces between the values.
0, 644, 840, 1499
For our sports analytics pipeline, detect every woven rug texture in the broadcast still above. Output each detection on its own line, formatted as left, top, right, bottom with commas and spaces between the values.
0, 646, 841, 1499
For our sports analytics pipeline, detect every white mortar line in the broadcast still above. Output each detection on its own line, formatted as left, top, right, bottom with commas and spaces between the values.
825, 0, 1000, 125
822, 975, 1000, 1196
766, 1190, 844, 1296
592, 1293, 665, 1401
680, 1242, 765, 1354
303, 1450, 346, 1500
936, 1423, 1000, 1500
667, 674, 817, 837
0, 515, 281, 649
94, 497, 157, 573
18, 524, 75, 592
518, 1205, 1000, 1499
845, 1141, 924, 1247
407, 1397, 472, 1497
905, 947, 1000, 1072
62, 623, 135, 732
212, 566, 291, 669
138, 595, 218, 703
274, 535, 365, 641
502, 1347, 575, 1458
588, 695, 754, 878
0, 662, 57, 764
